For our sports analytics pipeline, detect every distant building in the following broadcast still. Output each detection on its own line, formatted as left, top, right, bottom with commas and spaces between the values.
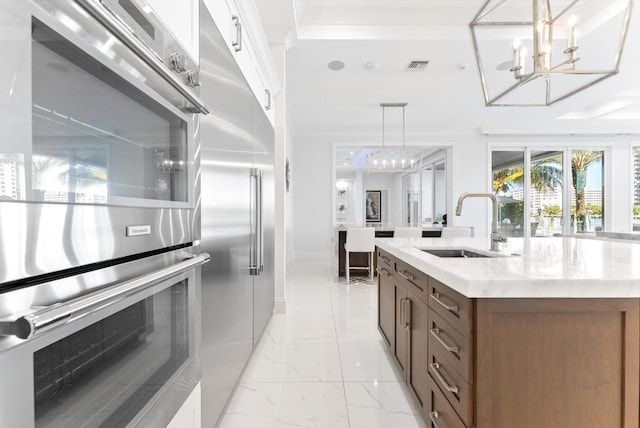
0, 156, 25, 200
510, 187, 603, 212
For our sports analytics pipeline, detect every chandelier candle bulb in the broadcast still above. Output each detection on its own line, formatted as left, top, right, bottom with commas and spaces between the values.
513, 39, 521, 66
567, 16, 578, 50
512, 38, 523, 77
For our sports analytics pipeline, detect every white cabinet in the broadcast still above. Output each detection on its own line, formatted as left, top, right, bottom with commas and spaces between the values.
145, 0, 200, 62
203, 0, 277, 126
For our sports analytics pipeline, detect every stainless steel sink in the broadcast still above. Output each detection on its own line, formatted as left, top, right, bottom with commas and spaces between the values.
422, 249, 491, 258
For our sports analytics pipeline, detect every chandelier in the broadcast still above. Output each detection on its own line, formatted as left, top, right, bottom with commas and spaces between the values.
367, 103, 422, 174
470, 0, 633, 106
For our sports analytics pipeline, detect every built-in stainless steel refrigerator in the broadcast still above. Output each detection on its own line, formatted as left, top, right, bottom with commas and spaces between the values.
198, 3, 275, 426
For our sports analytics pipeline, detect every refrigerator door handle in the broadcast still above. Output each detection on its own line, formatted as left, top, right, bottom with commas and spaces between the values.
250, 168, 263, 275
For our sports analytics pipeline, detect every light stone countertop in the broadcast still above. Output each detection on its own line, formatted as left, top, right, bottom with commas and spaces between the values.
375, 236, 640, 298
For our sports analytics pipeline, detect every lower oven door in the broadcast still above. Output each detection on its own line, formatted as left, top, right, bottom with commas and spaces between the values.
0, 256, 205, 428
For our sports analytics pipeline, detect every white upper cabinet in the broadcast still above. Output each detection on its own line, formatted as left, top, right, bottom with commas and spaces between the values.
203, 0, 279, 126
145, 0, 200, 63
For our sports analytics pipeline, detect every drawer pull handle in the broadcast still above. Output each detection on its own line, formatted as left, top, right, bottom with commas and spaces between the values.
379, 254, 391, 263
430, 292, 459, 314
430, 362, 459, 394
428, 411, 440, 428
376, 267, 389, 277
430, 328, 460, 354
398, 270, 414, 281
398, 270, 423, 291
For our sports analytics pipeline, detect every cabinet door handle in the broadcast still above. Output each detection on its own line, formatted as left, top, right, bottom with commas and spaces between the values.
265, 89, 272, 110
232, 15, 242, 52
404, 299, 411, 330
430, 328, 460, 354
428, 411, 440, 428
430, 362, 459, 394
430, 292, 459, 314
399, 298, 406, 328
376, 267, 389, 277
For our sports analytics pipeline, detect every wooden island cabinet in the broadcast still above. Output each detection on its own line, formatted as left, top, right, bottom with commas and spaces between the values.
376, 246, 640, 428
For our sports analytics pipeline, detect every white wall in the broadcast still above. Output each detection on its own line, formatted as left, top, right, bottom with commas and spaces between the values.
291, 133, 640, 257
292, 136, 334, 256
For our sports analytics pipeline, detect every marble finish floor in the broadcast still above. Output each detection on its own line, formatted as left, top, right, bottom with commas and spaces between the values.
217, 258, 427, 428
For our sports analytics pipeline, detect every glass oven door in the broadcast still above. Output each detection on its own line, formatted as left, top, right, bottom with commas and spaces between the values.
0, 2, 196, 208
34, 279, 191, 427
29, 19, 191, 207
0, 257, 203, 428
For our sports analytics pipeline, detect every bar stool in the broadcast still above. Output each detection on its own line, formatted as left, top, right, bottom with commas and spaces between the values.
344, 227, 376, 284
393, 227, 422, 238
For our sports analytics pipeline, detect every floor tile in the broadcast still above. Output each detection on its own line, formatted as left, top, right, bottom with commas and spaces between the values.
218, 382, 349, 428
217, 259, 426, 427
337, 333, 402, 382
344, 381, 428, 428
240, 329, 343, 382
268, 300, 335, 330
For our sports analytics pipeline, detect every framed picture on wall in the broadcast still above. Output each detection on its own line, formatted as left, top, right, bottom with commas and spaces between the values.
366, 190, 381, 222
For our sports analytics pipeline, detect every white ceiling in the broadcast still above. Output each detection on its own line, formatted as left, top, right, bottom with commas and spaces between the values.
255, 0, 640, 137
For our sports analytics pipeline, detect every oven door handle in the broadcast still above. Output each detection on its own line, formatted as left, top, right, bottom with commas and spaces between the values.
75, 0, 210, 114
0, 253, 210, 340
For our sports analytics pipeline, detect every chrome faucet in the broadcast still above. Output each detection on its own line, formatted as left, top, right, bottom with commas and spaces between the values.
455, 192, 507, 251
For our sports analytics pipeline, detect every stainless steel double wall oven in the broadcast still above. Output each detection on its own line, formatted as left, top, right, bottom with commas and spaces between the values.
0, 0, 208, 426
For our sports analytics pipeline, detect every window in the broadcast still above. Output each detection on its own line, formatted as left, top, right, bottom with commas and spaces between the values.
491, 147, 606, 236
492, 151, 525, 237
570, 150, 604, 233
531, 151, 564, 236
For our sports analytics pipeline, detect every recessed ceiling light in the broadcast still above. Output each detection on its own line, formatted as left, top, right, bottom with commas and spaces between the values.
496, 60, 513, 71
364, 61, 380, 71
328, 60, 345, 71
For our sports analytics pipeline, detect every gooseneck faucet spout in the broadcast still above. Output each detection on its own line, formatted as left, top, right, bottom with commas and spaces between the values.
455, 192, 507, 251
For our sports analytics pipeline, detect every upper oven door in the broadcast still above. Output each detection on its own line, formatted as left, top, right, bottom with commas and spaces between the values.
1, 0, 202, 209
0, 0, 207, 285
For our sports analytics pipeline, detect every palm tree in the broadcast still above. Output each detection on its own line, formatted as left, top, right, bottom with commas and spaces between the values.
493, 160, 562, 196
493, 167, 523, 193
571, 151, 602, 230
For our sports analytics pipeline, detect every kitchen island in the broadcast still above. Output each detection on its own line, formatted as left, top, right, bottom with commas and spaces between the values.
375, 236, 640, 428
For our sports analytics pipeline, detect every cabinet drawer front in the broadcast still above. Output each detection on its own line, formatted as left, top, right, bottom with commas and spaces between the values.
428, 377, 467, 428
395, 259, 428, 301
428, 277, 473, 338
376, 248, 394, 272
428, 310, 473, 383
428, 347, 473, 426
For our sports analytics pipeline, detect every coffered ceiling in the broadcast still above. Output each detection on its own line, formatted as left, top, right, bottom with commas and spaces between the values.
255, 0, 640, 136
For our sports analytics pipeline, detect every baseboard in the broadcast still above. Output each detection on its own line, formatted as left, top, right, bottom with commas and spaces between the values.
274, 298, 287, 314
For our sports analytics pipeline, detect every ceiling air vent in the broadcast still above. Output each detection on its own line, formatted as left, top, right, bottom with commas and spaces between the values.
406, 60, 429, 72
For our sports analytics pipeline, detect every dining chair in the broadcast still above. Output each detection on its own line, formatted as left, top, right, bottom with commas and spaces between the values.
344, 227, 376, 284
